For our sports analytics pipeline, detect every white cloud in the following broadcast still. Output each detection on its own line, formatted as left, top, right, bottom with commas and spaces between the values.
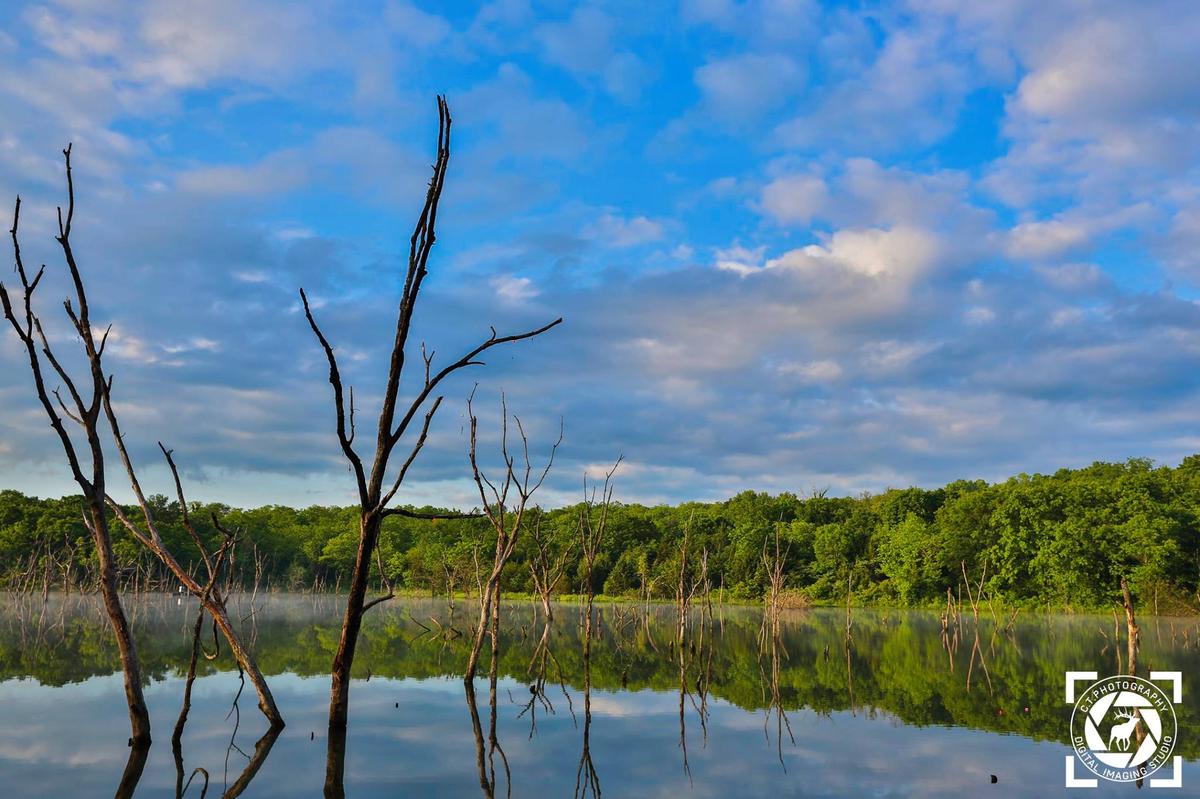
1006, 219, 1090, 261
695, 53, 805, 121
765, 226, 943, 282
760, 173, 829, 225
583, 212, 665, 248
490, 274, 538, 302
714, 244, 767, 275
774, 22, 973, 151
778, 359, 843, 383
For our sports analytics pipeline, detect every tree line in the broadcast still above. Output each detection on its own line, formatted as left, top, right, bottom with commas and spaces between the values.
4, 454, 1199, 612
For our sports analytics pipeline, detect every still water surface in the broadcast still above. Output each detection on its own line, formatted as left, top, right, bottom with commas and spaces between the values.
1, 593, 1197, 797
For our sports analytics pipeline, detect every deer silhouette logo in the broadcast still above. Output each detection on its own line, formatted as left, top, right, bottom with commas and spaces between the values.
1068, 673, 1181, 785
1106, 709, 1140, 752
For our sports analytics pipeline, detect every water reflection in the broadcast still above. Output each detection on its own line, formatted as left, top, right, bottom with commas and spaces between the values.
2, 592, 1199, 797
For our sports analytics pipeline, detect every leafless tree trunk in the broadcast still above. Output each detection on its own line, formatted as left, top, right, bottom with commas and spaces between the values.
172, 526, 241, 755
105, 445, 283, 727
578, 460, 620, 640
1, 148, 150, 747
1121, 576, 1139, 675
527, 512, 574, 622
759, 525, 790, 647
674, 513, 704, 646
301, 97, 560, 796
3, 144, 284, 733
572, 461, 617, 798
463, 394, 561, 682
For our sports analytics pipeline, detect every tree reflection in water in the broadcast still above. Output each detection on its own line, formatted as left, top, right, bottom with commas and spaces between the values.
2, 592, 1199, 797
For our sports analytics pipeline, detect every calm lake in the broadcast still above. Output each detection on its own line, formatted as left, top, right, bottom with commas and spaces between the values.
1, 593, 1196, 797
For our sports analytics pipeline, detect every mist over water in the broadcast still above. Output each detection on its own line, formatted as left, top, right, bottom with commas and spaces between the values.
1, 593, 1197, 797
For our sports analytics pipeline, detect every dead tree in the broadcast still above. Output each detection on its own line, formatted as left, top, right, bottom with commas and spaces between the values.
759, 525, 790, 647
463, 393, 561, 683
300, 97, 560, 788
3, 145, 284, 730
673, 513, 709, 782
527, 511, 575, 622
1121, 576, 1140, 675
1, 148, 150, 746
579, 460, 621, 644
572, 461, 617, 799
172, 523, 242, 751
105, 446, 284, 727
674, 513, 704, 645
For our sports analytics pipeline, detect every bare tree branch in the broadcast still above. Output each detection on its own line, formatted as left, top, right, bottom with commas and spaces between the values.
300, 287, 368, 505
1, 150, 152, 746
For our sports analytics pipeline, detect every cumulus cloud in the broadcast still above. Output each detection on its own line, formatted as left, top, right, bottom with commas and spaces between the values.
725, 226, 944, 286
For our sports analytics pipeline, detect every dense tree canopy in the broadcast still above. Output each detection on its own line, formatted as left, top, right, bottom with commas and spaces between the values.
4, 456, 1200, 610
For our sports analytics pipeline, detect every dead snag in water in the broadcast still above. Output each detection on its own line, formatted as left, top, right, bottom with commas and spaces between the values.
674, 512, 705, 647
528, 511, 575, 622
2, 145, 284, 731
959, 561, 994, 695
573, 462, 616, 799
173, 525, 241, 751
105, 444, 284, 728
759, 524, 791, 647
579, 459, 621, 644
1, 149, 150, 746
305, 98, 560, 794
1121, 576, 1140, 676
463, 393, 561, 683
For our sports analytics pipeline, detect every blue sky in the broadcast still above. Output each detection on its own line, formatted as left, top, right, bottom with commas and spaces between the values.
1, 0, 1199, 509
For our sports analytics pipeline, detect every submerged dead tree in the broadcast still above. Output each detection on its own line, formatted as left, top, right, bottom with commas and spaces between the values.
759, 525, 790, 647
1, 149, 151, 747
1, 145, 284, 729
573, 461, 618, 799
579, 460, 620, 644
106, 447, 284, 727
302, 98, 560, 793
527, 511, 574, 622
463, 394, 561, 683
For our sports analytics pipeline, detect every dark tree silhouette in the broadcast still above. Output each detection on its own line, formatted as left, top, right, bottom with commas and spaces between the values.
0, 146, 284, 737
1, 147, 151, 748
303, 97, 560, 796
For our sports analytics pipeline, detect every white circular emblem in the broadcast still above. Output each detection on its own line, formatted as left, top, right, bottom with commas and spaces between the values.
1070, 675, 1177, 782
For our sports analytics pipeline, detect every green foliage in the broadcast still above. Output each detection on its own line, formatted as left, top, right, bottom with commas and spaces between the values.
4, 456, 1200, 609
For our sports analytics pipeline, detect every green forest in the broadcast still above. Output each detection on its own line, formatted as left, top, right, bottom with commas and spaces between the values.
4, 455, 1200, 611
